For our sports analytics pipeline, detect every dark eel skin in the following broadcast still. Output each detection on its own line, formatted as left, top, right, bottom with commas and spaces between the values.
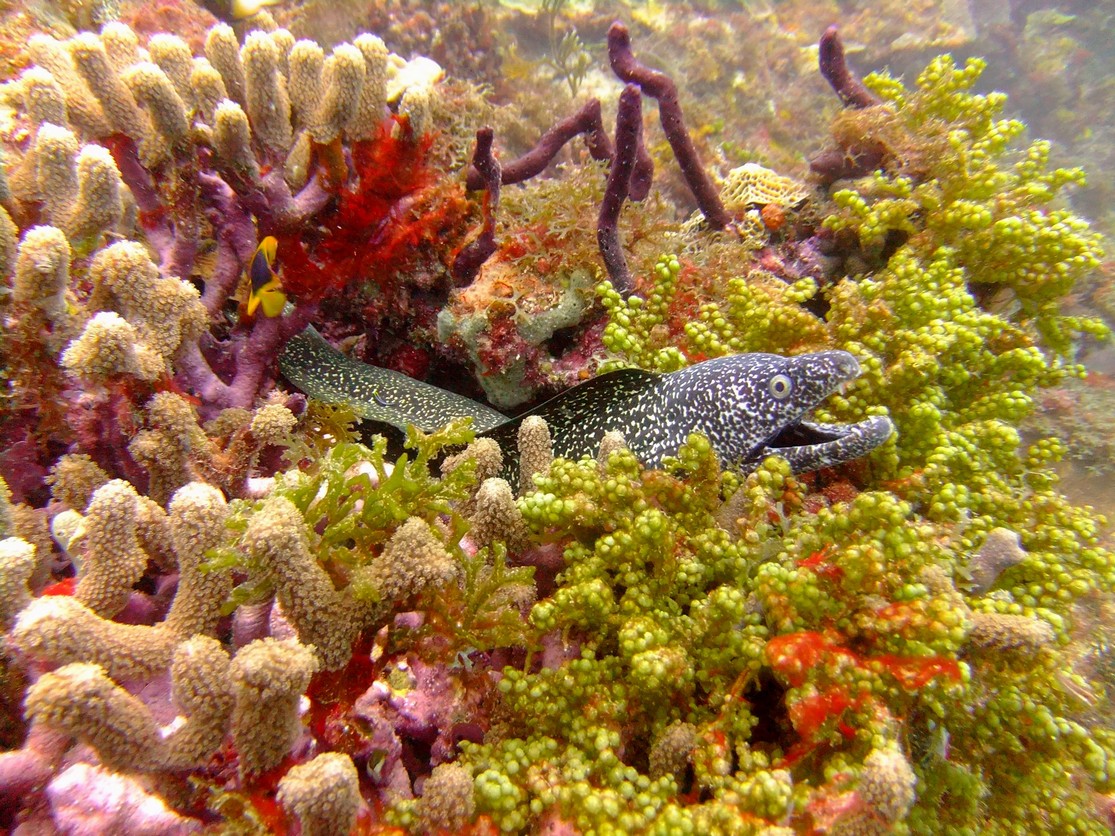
279, 325, 894, 475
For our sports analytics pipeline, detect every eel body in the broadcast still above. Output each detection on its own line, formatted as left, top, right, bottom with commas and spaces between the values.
280, 325, 506, 432
279, 325, 893, 475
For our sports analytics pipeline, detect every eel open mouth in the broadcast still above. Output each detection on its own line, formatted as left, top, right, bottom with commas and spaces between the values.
758, 415, 896, 474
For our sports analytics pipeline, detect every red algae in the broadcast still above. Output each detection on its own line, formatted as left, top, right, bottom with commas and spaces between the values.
277, 127, 472, 303
39, 578, 77, 597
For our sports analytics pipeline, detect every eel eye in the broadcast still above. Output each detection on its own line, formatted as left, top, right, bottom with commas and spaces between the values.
769, 374, 793, 400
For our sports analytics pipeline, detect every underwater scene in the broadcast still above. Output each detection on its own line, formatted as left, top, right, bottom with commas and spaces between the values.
2, 0, 1115, 832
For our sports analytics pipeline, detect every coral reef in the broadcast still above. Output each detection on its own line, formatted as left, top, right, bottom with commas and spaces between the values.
0, 5, 1112, 836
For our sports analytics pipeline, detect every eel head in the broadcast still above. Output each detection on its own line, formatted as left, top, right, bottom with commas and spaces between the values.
678, 349, 894, 473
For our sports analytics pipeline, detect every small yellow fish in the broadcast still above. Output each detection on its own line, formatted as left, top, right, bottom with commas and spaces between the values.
246, 236, 286, 318
230, 0, 281, 21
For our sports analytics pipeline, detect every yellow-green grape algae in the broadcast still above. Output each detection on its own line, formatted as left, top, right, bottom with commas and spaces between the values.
435, 49, 1115, 835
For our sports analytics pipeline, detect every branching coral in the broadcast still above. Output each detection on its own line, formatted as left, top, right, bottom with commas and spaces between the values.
23, 636, 232, 773
1, 17, 455, 501
276, 751, 362, 835
9, 481, 231, 680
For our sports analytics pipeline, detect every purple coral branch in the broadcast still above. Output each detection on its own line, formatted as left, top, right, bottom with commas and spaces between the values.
810, 26, 886, 184
198, 172, 257, 315
185, 172, 319, 413
0, 724, 68, 811
630, 133, 654, 203
453, 128, 501, 285
204, 146, 331, 233
819, 25, 881, 109
109, 138, 175, 261
167, 166, 200, 284
597, 85, 642, 298
607, 22, 730, 229
107, 138, 197, 280
266, 170, 333, 230
176, 303, 316, 414
225, 306, 317, 406
463, 98, 652, 201
466, 99, 613, 191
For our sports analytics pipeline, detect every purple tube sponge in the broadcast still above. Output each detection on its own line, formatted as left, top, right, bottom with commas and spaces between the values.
597, 85, 643, 298
453, 128, 502, 285
819, 25, 881, 109
607, 22, 730, 229
466, 99, 613, 190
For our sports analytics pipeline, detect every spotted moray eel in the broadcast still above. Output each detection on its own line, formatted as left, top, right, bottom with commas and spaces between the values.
279, 325, 894, 475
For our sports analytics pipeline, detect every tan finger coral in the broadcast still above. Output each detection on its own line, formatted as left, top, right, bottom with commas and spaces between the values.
398, 84, 432, 139
287, 40, 324, 129
163, 482, 232, 638
100, 22, 141, 72
10, 482, 232, 680
147, 34, 194, 106
12, 225, 71, 326
28, 35, 110, 137
67, 32, 148, 142
249, 402, 298, 446
162, 636, 235, 769
23, 635, 234, 774
241, 31, 292, 155
73, 480, 148, 618
242, 496, 366, 670
11, 596, 177, 680
441, 436, 503, 519
31, 123, 79, 222
469, 478, 528, 552
66, 144, 124, 246
311, 44, 366, 145
127, 392, 212, 506
862, 746, 916, 821
347, 34, 389, 141
85, 240, 208, 366
21, 67, 68, 126
24, 662, 163, 772
191, 57, 228, 125
362, 516, 458, 601
277, 752, 361, 836
0, 537, 36, 630
61, 311, 164, 382
123, 62, 190, 150
213, 99, 261, 180
415, 762, 475, 834
518, 416, 552, 496
231, 637, 318, 775
442, 436, 503, 484
205, 24, 247, 108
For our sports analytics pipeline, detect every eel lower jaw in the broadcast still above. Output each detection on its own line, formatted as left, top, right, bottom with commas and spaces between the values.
757, 415, 895, 474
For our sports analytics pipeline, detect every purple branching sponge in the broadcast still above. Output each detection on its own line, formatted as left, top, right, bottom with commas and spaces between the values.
597, 85, 643, 298
466, 98, 613, 190
607, 21, 730, 230
818, 25, 881, 109
453, 128, 502, 286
